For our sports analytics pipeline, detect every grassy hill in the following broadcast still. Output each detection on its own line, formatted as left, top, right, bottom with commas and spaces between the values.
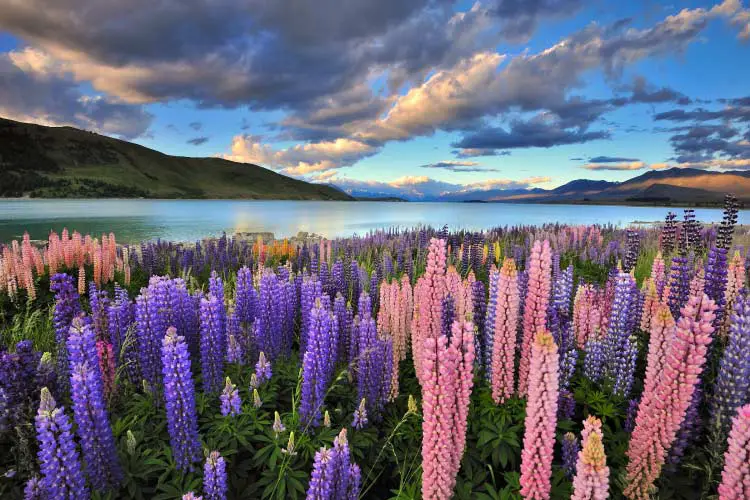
0, 117, 353, 200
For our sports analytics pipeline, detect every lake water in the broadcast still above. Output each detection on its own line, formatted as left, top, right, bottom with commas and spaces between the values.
0, 199, 744, 244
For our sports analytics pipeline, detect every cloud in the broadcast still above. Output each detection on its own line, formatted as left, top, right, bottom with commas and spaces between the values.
419, 160, 499, 172
187, 136, 209, 146
453, 148, 511, 158
581, 161, 646, 171
453, 115, 610, 150
653, 105, 750, 169
588, 156, 640, 163
189, 121, 202, 131
3, 0, 750, 177
223, 134, 380, 175
0, 53, 152, 139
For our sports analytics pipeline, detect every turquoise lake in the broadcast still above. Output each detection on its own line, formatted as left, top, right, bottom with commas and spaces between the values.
0, 199, 744, 243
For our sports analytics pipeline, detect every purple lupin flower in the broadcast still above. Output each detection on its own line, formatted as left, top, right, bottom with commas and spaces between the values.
162, 327, 202, 472
69, 362, 123, 491
107, 285, 134, 371
51, 273, 82, 393
35, 387, 89, 500
484, 265, 499, 380
135, 277, 169, 388
667, 254, 690, 320
300, 276, 323, 355
561, 432, 580, 479
203, 451, 227, 500
583, 338, 605, 384
332, 260, 346, 299
23, 476, 43, 500
300, 298, 339, 428
306, 429, 361, 500
705, 245, 729, 329
553, 264, 574, 317
307, 448, 334, 499
472, 280, 487, 359
369, 272, 379, 311
200, 293, 227, 394
88, 281, 110, 341
353, 304, 391, 424
254, 351, 272, 385
711, 290, 750, 436
604, 273, 637, 397
220, 377, 241, 417
334, 293, 353, 363
624, 398, 639, 433
349, 261, 361, 307
441, 293, 455, 338
352, 398, 368, 430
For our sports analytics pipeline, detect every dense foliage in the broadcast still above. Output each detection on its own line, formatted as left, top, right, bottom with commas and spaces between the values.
1, 197, 749, 499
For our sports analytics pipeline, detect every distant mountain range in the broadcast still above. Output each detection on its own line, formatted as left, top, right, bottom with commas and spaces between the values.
1, 116, 745, 205
351, 169, 750, 204
0, 117, 352, 200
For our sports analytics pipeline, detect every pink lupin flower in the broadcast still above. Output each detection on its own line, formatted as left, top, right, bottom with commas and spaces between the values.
78, 265, 86, 295
518, 240, 552, 395
519, 330, 559, 500
641, 304, 675, 413
571, 416, 609, 500
624, 294, 717, 500
573, 284, 600, 348
420, 319, 474, 500
412, 238, 446, 386
689, 259, 704, 298
491, 258, 520, 404
639, 279, 660, 333
721, 250, 746, 337
717, 404, 750, 500
650, 251, 666, 299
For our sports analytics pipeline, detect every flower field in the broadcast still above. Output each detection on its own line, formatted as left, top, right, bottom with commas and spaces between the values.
1, 197, 750, 499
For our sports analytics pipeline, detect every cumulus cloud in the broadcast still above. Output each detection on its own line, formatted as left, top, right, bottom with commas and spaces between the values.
223, 134, 380, 175
0, 53, 152, 138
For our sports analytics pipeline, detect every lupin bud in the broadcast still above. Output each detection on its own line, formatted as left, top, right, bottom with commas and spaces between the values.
252, 388, 262, 408
408, 394, 418, 414
126, 430, 137, 455
273, 411, 286, 435
282, 432, 297, 456
323, 410, 331, 428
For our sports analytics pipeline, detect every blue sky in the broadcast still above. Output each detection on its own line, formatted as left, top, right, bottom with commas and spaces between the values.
1, 0, 749, 199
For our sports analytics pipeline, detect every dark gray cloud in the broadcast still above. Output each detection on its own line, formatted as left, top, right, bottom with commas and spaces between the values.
589, 155, 640, 163
189, 121, 202, 131
654, 102, 750, 168
453, 148, 511, 158
419, 160, 499, 172
655, 107, 750, 123
187, 136, 209, 145
490, 0, 584, 41
0, 54, 152, 139
453, 116, 610, 150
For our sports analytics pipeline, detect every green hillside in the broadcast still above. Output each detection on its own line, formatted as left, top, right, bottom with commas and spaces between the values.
0, 117, 353, 200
